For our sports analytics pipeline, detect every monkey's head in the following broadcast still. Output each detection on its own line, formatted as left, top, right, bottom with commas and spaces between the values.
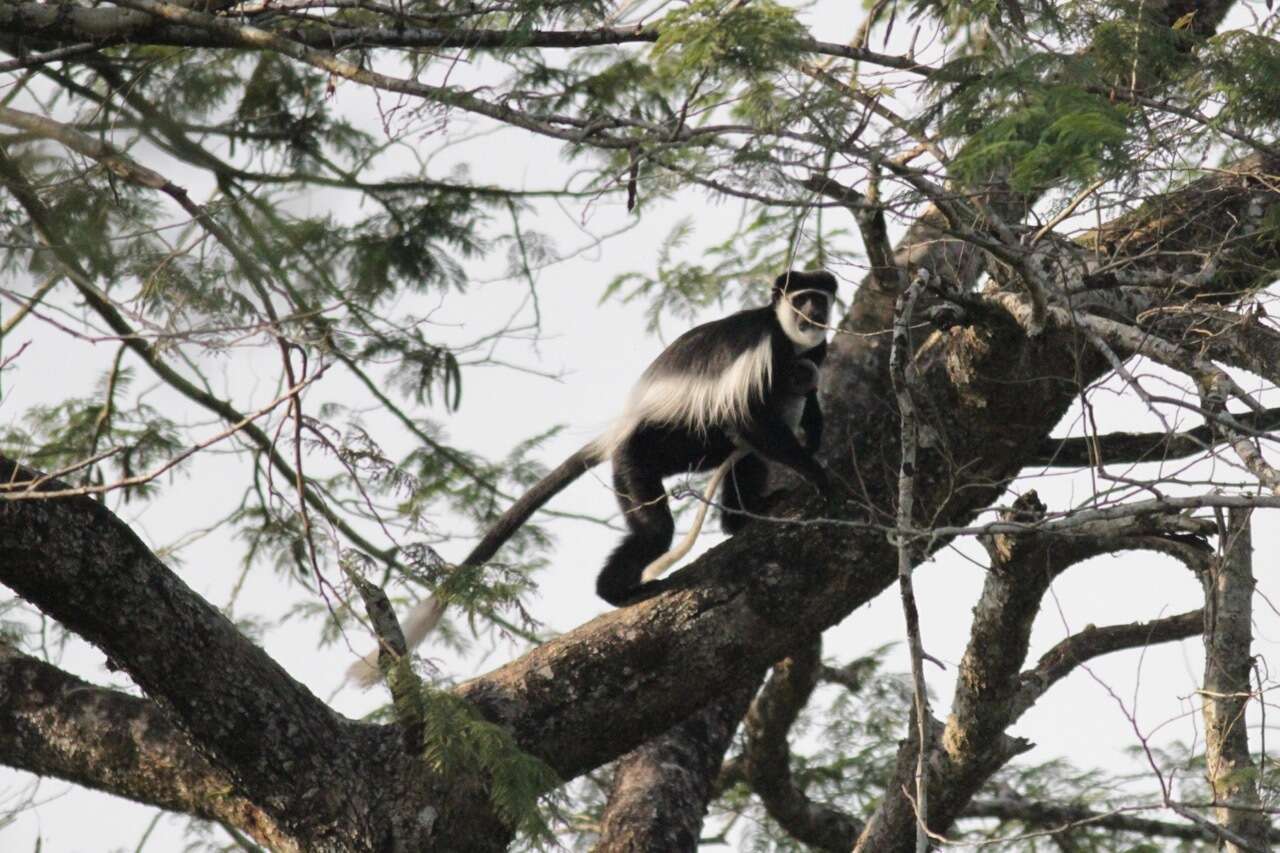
773, 270, 837, 346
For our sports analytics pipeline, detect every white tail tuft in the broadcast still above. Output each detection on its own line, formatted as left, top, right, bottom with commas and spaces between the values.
345, 596, 446, 689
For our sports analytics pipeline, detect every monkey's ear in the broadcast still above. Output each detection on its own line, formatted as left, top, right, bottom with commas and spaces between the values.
772, 272, 791, 299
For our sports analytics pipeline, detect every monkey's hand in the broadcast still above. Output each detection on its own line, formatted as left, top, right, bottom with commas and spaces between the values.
808, 463, 833, 499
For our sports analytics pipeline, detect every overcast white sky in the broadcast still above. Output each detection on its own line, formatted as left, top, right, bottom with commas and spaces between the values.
3, 2, 1278, 850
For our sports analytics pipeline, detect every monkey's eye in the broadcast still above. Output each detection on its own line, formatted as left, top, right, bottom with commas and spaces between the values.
796, 294, 830, 316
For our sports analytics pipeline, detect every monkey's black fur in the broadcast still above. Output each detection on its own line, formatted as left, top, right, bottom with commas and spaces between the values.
349, 271, 838, 682
595, 270, 836, 605
720, 355, 821, 536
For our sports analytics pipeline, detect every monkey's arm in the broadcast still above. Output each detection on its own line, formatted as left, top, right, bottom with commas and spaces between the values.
800, 390, 823, 451
739, 409, 831, 495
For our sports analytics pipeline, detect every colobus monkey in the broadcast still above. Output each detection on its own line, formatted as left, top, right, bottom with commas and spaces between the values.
348, 270, 836, 685
592, 269, 835, 603
638, 356, 821, 585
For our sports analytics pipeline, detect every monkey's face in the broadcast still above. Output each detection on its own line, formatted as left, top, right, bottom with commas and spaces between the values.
777, 288, 833, 348
786, 289, 832, 332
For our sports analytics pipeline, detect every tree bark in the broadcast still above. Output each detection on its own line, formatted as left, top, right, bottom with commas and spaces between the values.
0, 458, 508, 851
1201, 509, 1271, 851
0, 646, 297, 851
595, 688, 753, 852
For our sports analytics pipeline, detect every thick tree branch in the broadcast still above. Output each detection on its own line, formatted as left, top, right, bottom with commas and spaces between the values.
0, 459, 365, 846
0, 459, 510, 850
1031, 407, 1280, 468
0, 3, 937, 77
595, 688, 754, 852
0, 646, 297, 851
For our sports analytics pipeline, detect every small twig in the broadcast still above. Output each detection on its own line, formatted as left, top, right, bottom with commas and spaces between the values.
0, 367, 327, 499
0, 42, 105, 73
890, 268, 932, 853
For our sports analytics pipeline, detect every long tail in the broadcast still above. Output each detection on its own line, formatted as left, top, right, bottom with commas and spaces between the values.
640, 448, 747, 583
460, 441, 605, 570
346, 596, 446, 688
346, 440, 605, 687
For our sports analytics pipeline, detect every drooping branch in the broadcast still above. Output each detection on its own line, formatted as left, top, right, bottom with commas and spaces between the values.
0, 646, 297, 851
0, 146, 419, 582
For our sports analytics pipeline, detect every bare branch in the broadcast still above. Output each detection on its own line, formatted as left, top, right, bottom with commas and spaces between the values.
0, 646, 298, 850
739, 640, 863, 852
1031, 407, 1280, 469
964, 797, 1280, 844
890, 269, 932, 853
1201, 509, 1271, 851
1013, 612, 1204, 719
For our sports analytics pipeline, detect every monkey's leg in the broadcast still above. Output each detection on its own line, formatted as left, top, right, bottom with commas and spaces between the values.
642, 449, 745, 583
720, 453, 769, 534
597, 459, 674, 606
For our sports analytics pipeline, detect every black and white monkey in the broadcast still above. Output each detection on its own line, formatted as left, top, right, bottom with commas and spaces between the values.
635, 354, 821, 586
594, 268, 836, 603
348, 270, 836, 684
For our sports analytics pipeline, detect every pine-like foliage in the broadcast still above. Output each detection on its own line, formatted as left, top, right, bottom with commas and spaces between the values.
2, 0, 1279, 849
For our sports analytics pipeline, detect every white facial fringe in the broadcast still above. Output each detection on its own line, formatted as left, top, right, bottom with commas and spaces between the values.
777, 293, 828, 350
